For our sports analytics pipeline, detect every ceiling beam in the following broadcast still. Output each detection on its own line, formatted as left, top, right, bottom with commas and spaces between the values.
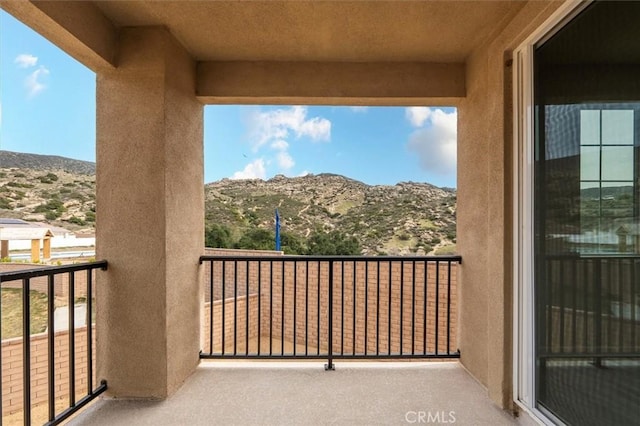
1, 0, 117, 71
197, 61, 465, 106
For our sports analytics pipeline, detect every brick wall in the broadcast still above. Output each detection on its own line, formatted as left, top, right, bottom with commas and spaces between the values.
263, 260, 458, 355
0, 263, 96, 299
202, 248, 282, 302
202, 295, 260, 354
1, 326, 95, 415
201, 250, 459, 356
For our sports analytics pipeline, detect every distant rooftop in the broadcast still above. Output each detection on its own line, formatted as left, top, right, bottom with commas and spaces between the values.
0, 218, 72, 237
0, 218, 30, 225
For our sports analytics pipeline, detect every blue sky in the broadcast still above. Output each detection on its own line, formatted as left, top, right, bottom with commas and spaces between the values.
0, 10, 457, 188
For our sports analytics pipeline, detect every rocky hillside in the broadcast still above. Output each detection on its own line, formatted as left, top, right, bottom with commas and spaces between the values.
0, 151, 457, 255
0, 150, 95, 175
0, 166, 96, 232
206, 174, 456, 255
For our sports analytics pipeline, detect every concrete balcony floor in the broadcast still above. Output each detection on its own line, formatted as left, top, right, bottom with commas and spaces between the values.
70, 361, 534, 426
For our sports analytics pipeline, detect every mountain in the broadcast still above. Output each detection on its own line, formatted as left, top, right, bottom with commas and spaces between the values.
0, 151, 96, 232
0, 150, 95, 175
206, 174, 456, 255
0, 151, 457, 255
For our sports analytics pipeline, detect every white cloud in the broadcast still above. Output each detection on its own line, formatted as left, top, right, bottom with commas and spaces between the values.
14, 54, 38, 68
245, 106, 330, 175
270, 139, 289, 151
298, 170, 311, 177
298, 116, 331, 140
405, 107, 432, 128
406, 108, 457, 176
350, 106, 368, 113
276, 152, 295, 170
231, 159, 267, 180
248, 106, 331, 151
25, 66, 50, 98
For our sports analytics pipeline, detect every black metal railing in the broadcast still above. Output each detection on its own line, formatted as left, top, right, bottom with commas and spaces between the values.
539, 254, 640, 361
199, 255, 461, 369
0, 261, 108, 426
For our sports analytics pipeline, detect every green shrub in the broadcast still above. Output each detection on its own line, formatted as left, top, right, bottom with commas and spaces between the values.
68, 192, 86, 201
35, 199, 66, 220
45, 211, 61, 220
306, 231, 361, 255
205, 223, 233, 248
7, 181, 34, 188
68, 216, 86, 226
235, 228, 275, 251
398, 232, 411, 241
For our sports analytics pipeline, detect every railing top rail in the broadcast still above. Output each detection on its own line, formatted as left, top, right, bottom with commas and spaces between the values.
199, 254, 462, 263
0, 260, 108, 282
544, 254, 640, 260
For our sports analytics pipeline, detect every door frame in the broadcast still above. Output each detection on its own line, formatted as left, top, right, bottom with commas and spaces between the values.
512, 1, 592, 423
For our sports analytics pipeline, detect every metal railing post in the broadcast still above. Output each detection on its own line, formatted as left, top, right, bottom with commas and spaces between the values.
325, 260, 335, 370
23, 278, 32, 426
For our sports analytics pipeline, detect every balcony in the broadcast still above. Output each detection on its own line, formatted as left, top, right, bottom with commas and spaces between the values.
0, 253, 530, 425
69, 361, 522, 426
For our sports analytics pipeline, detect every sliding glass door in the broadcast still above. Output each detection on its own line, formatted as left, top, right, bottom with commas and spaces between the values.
533, 2, 640, 424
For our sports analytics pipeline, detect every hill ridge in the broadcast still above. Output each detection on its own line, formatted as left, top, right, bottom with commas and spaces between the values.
0, 150, 95, 175
0, 151, 457, 255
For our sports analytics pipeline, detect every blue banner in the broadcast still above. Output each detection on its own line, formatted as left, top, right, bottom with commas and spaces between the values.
275, 208, 281, 251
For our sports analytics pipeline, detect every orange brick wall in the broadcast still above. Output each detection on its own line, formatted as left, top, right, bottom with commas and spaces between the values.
201, 250, 459, 357
0, 263, 96, 299
202, 295, 260, 354
1, 326, 96, 415
263, 260, 458, 355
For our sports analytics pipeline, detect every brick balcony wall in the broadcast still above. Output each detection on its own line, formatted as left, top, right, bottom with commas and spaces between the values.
202, 295, 260, 354
0, 263, 96, 299
262, 260, 458, 355
1, 326, 95, 415
201, 249, 459, 356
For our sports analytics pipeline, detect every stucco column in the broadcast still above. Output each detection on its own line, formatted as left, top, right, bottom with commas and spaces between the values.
96, 27, 204, 398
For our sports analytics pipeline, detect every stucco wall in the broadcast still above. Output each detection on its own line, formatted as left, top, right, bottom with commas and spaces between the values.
456, 0, 563, 409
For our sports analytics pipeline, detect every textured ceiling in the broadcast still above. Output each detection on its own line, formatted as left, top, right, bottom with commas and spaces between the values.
93, 1, 526, 62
